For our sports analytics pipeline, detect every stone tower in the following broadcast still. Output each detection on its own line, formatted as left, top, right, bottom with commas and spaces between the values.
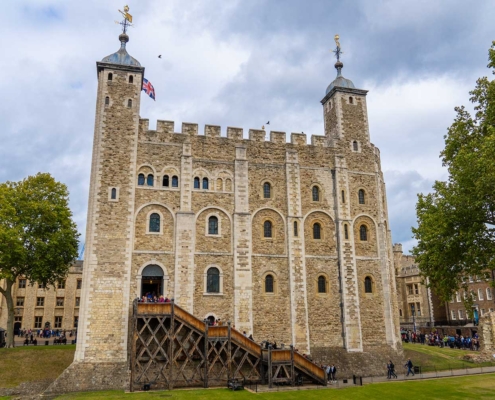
49, 32, 145, 390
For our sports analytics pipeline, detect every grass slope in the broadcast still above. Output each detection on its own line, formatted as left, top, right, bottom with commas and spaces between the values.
403, 343, 495, 372
55, 374, 495, 400
0, 345, 75, 388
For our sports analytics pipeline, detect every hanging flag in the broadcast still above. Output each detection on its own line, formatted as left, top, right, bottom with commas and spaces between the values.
142, 78, 156, 101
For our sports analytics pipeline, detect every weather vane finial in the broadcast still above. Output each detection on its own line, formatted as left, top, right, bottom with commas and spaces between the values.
333, 34, 343, 62
116, 5, 133, 34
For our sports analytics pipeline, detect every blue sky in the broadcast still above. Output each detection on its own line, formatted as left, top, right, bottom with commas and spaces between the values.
1, 0, 494, 253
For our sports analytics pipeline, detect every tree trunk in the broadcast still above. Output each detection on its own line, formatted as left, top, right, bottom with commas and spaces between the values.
0, 279, 15, 348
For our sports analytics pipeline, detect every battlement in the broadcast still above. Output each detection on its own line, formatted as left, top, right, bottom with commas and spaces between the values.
139, 119, 329, 148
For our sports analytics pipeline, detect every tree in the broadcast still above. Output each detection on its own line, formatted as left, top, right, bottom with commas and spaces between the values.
0, 173, 79, 347
412, 42, 495, 302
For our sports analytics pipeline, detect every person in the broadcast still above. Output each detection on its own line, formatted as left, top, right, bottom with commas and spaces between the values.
248, 334, 254, 341
325, 365, 331, 382
386, 361, 391, 379
389, 360, 397, 378
329, 364, 337, 383
405, 358, 414, 376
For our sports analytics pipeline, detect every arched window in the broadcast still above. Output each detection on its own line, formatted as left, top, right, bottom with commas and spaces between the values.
194, 177, 200, 189
163, 175, 169, 187
172, 176, 178, 187
263, 182, 271, 199
129, 75, 133, 84
364, 276, 373, 293
206, 267, 220, 293
478, 288, 484, 301
147, 174, 154, 186
358, 189, 365, 204
293, 221, 298, 237
313, 223, 321, 240
105, 96, 109, 106
487, 288, 493, 300
265, 274, 274, 293
344, 224, 349, 239
127, 99, 132, 108
317, 276, 327, 293
149, 213, 160, 233
138, 174, 145, 186
208, 216, 218, 235
349, 96, 353, 104
202, 177, 209, 190
360, 225, 368, 241
312, 186, 320, 202
111, 188, 117, 200
263, 220, 272, 238
225, 178, 232, 191
341, 190, 345, 203
108, 73, 113, 81
353, 141, 358, 151
216, 178, 223, 191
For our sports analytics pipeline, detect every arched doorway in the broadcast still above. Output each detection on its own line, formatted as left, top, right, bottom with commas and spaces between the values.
141, 264, 164, 298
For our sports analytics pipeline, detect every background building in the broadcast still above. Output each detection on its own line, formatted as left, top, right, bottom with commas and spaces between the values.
0, 261, 83, 333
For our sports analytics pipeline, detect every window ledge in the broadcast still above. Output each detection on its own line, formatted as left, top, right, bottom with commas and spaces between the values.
145, 232, 163, 235
206, 234, 222, 238
203, 292, 224, 296
55, 306, 64, 308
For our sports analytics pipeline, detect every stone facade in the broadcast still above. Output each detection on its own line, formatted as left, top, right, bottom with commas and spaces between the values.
49, 33, 403, 393
0, 261, 83, 333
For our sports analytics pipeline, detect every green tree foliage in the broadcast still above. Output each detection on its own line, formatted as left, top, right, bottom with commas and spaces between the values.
412, 42, 495, 302
0, 173, 79, 347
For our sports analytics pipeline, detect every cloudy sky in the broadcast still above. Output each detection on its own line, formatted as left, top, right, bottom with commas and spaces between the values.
1, 0, 494, 254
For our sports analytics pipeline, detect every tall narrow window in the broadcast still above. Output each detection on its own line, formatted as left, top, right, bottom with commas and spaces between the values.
349, 96, 353, 104
353, 141, 358, 151
317, 276, 327, 293
265, 274, 274, 293
364, 277, 372, 293
129, 75, 133, 83
293, 221, 298, 237
163, 175, 169, 187
19, 279, 26, 288
478, 288, 484, 301
194, 177, 200, 189
208, 216, 218, 235
360, 225, 367, 241
138, 174, 145, 186
147, 174, 154, 186
202, 177, 209, 190
127, 99, 132, 108
105, 96, 109, 106
263, 182, 271, 198
487, 288, 493, 300
263, 220, 272, 238
358, 189, 365, 204
341, 190, 345, 203
206, 267, 220, 293
111, 188, 117, 200
312, 186, 320, 201
149, 213, 160, 233
344, 224, 349, 240
313, 223, 321, 239
108, 73, 113, 81
172, 176, 178, 187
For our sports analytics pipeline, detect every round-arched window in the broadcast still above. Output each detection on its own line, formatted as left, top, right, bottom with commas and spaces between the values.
264, 220, 272, 238
208, 216, 218, 235
313, 223, 321, 240
364, 276, 373, 293
149, 213, 160, 233
312, 186, 320, 202
317, 276, 327, 293
360, 225, 367, 241
207, 267, 220, 293
265, 274, 274, 293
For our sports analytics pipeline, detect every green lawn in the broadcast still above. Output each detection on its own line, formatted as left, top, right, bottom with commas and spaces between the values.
403, 343, 495, 372
55, 374, 495, 400
0, 345, 75, 388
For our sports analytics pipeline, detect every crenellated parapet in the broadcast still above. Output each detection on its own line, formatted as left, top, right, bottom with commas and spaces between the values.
138, 119, 333, 148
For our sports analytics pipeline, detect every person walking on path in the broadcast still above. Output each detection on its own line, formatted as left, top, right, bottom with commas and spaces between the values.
329, 364, 337, 383
389, 360, 397, 378
405, 358, 415, 376
325, 365, 331, 382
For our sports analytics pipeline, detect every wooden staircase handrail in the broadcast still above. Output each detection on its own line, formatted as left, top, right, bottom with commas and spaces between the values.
229, 328, 262, 357
293, 351, 326, 382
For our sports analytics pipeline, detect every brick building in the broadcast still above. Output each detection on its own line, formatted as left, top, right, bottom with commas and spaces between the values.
0, 261, 83, 333
393, 244, 446, 328
49, 28, 402, 391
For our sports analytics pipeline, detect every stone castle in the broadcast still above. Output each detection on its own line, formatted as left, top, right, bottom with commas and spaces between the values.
50, 28, 402, 391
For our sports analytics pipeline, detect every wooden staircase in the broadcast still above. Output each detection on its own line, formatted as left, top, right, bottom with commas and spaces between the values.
131, 301, 327, 391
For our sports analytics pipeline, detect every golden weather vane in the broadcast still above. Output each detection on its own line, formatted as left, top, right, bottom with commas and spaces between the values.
333, 34, 343, 62
115, 5, 133, 34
